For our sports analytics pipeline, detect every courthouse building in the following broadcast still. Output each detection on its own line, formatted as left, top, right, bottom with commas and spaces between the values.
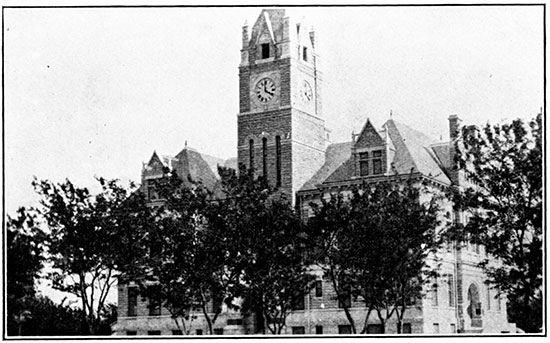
113, 9, 516, 335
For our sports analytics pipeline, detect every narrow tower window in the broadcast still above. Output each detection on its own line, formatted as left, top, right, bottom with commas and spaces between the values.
303, 47, 308, 61
261, 43, 270, 59
276, 135, 281, 187
262, 137, 268, 179
249, 139, 254, 171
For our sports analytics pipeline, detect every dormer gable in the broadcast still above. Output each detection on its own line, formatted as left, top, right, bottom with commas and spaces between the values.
355, 119, 385, 148
352, 119, 388, 177
142, 151, 169, 180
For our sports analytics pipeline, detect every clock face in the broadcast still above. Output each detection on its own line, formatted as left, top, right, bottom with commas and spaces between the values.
255, 78, 276, 103
300, 80, 313, 103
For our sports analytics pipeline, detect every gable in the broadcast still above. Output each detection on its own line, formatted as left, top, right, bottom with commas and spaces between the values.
354, 119, 385, 149
142, 152, 167, 178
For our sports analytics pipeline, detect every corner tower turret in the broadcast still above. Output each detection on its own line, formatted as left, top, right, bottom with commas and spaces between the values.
237, 9, 327, 202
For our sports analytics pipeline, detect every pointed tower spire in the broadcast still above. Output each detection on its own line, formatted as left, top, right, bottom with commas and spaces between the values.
242, 20, 249, 48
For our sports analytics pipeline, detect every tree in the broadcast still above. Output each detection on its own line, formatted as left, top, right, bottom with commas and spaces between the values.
307, 193, 359, 333
350, 181, 441, 334
309, 179, 442, 334
32, 177, 149, 335
7, 207, 46, 336
218, 166, 315, 334
8, 295, 85, 336
127, 169, 238, 335
452, 113, 542, 332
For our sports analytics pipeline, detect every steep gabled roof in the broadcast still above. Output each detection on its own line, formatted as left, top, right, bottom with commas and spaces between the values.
384, 120, 451, 185
299, 119, 451, 192
173, 148, 219, 190
299, 142, 353, 191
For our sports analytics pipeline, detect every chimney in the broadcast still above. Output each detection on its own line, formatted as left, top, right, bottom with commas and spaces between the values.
448, 114, 462, 141
448, 114, 462, 185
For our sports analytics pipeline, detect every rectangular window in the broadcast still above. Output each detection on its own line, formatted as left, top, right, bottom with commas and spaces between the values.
303, 47, 308, 61
359, 152, 369, 176
338, 292, 351, 308
227, 318, 243, 325
497, 294, 502, 311
126, 331, 137, 336
431, 282, 438, 306
372, 150, 383, 175
214, 328, 224, 335
433, 323, 440, 333
450, 324, 457, 333
402, 323, 412, 334
212, 293, 223, 313
262, 137, 268, 179
127, 287, 138, 317
148, 331, 161, 336
172, 330, 182, 335
315, 280, 323, 297
276, 135, 281, 187
487, 287, 491, 310
315, 326, 323, 334
292, 292, 305, 310
196, 329, 203, 335
148, 285, 161, 316
448, 275, 455, 307
405, 295, 416, 306
261, 43, 270, 59
366, 324, 382, 334
292, 326, 305, 335
372, 159, 382, 175
339, 325, 352, 334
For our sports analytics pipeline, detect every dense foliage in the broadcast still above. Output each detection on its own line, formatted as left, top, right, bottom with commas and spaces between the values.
309, 179, 443, 333
31, 177, 148, 334
452, 113, 542, 332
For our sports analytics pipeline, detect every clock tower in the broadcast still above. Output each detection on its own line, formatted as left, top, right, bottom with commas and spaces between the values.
237, 9, 327, 201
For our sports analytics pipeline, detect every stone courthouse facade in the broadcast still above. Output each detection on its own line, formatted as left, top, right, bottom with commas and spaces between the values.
113, 9, 516, 335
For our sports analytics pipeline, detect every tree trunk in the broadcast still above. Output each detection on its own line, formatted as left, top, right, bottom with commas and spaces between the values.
199, 289, 213, 335
360, 306, 374, 334
329, 268, 356, 333
375, 308, 386, 334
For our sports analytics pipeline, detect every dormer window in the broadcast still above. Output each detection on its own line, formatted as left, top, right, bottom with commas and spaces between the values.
359, 152, 369, 176
261, 43, 270, 59
357, 149, 385, 177
372, 150, 383, 175
147, 180, 158, 200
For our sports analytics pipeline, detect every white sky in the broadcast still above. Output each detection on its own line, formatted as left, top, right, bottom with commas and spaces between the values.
4, 5, 543, 215
3, 4, 544, 302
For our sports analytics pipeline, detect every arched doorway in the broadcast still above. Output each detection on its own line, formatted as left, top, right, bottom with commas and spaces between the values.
467, 284, 483, 327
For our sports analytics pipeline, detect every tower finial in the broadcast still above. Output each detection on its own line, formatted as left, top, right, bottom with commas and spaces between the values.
185, 140, 188, 149
390, 110, 393, 118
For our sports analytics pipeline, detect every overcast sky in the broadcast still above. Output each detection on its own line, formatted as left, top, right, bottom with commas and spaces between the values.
5, 5, 543, 213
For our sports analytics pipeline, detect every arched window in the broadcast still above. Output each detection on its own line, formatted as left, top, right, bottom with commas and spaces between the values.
276, 135, 281, 187
262, 137, 268, 178
249, 139, 254, 170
